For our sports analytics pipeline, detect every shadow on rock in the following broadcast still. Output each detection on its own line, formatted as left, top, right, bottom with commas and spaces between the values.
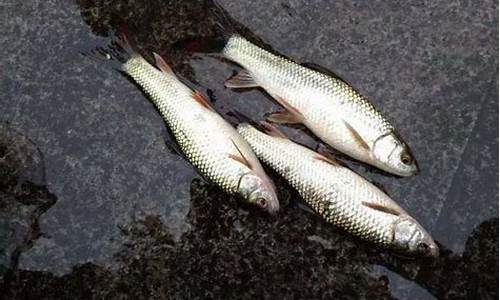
380, 218, 499, 299
1, 171, 497, 299
77, 0, 214, 82
77, 0, 276, 85
417, 218, 498, 299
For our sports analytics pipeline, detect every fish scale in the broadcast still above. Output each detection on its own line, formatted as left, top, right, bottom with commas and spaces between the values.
238, 124, 397, 246
224, 36, 393, 136
121, 55, 261, 195
237, 124, 437, 254
222, 35, 417, 176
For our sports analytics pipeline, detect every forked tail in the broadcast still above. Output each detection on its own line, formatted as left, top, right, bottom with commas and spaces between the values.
173, 1, 239, 54
82, 31, 139, 71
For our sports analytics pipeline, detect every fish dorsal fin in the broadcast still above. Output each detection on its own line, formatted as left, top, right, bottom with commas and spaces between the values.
225, 70, 258, 89
260, 121, 288, 139
153, 52, 174, 75
229, 138, 253, 170
267, 97, 304, 124
361, 201, 402, 216
192, 91, 215, 111
313, 153, 339, 166
301, 62, 350, 85
343, 120, 370, 150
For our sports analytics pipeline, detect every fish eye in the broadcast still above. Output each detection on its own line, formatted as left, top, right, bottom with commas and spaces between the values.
417, 242, 429, 252
256, 198, 267, 208
400, 152, 413, 165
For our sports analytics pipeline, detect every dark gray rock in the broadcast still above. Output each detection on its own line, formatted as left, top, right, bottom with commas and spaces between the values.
0, 0, 497, 299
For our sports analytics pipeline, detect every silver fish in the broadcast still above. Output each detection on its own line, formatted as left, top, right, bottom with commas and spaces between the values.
90, 35, 278, 213
237, 123, 437, 256
217, 31, 418, 177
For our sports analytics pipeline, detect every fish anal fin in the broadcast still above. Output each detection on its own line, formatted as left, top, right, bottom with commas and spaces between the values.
313, 153, 338, 166
153, 52, 174, 75
361, 201, 401, 216
266, 110, 302, 124
343, 120, 370, 150
260, 121, 288, 139
229, 138, 252, 170
192, 91, 215, 111
225, 70, 258, 89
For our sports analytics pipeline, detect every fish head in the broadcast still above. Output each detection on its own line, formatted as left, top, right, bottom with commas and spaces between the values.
372, 132, 418, 176
392, 216, 439, 257
238, 172, 279, 214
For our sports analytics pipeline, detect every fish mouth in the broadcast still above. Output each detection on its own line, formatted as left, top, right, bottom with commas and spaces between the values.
412, 165, 420, 176
405, 158, 420, 176
262, 197, 280, 215
386, 164, 419, 177
401, 165, 419, 177
425, 241, 440, 258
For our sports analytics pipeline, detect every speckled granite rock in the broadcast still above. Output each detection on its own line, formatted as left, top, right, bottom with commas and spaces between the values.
0, 0, 497, 299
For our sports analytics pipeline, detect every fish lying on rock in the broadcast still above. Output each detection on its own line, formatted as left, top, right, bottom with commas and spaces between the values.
237, 122, 438, 257
86, 33, 279, 214
183, 5, 419, 176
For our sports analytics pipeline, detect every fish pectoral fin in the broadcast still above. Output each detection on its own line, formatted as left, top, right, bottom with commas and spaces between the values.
225, 70, 258, 88
266, 110, 302, 124
343, 120, 370, 151
192, 91, 215, 111
313, 153, 339, 166
228, 138, 253, 170
164, 136, 183, 157
228, 153, 251, 169
296, 201, 316, 215
361, 201, 401, 216
260, 121, 288, 139
153, 52, 174, 75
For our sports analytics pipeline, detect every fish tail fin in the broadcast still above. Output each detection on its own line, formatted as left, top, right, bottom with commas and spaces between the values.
212, 1, 238, 42
82, 28, 139, 71
173, 1, 237, 54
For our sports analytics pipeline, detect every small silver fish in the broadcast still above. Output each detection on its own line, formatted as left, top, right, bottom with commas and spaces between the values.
89, 35, 279, 213
238, 122, 437, 256
209, 20, 418, 176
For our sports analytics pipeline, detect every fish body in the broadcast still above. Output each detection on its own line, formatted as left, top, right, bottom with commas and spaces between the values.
221, 34, 418, 177
90, 36, 278, 213
237, 123, 437, 256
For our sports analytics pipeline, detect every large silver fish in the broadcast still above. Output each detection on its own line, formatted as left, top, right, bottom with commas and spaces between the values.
237, 123, 437, 256
205, 17, 418, 176
89, 35, 279, 213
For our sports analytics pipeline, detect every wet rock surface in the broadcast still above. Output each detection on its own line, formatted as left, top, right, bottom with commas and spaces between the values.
0, 0, 497, 299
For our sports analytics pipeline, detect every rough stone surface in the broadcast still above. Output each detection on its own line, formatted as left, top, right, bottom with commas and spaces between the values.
0, 0, 497, 299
